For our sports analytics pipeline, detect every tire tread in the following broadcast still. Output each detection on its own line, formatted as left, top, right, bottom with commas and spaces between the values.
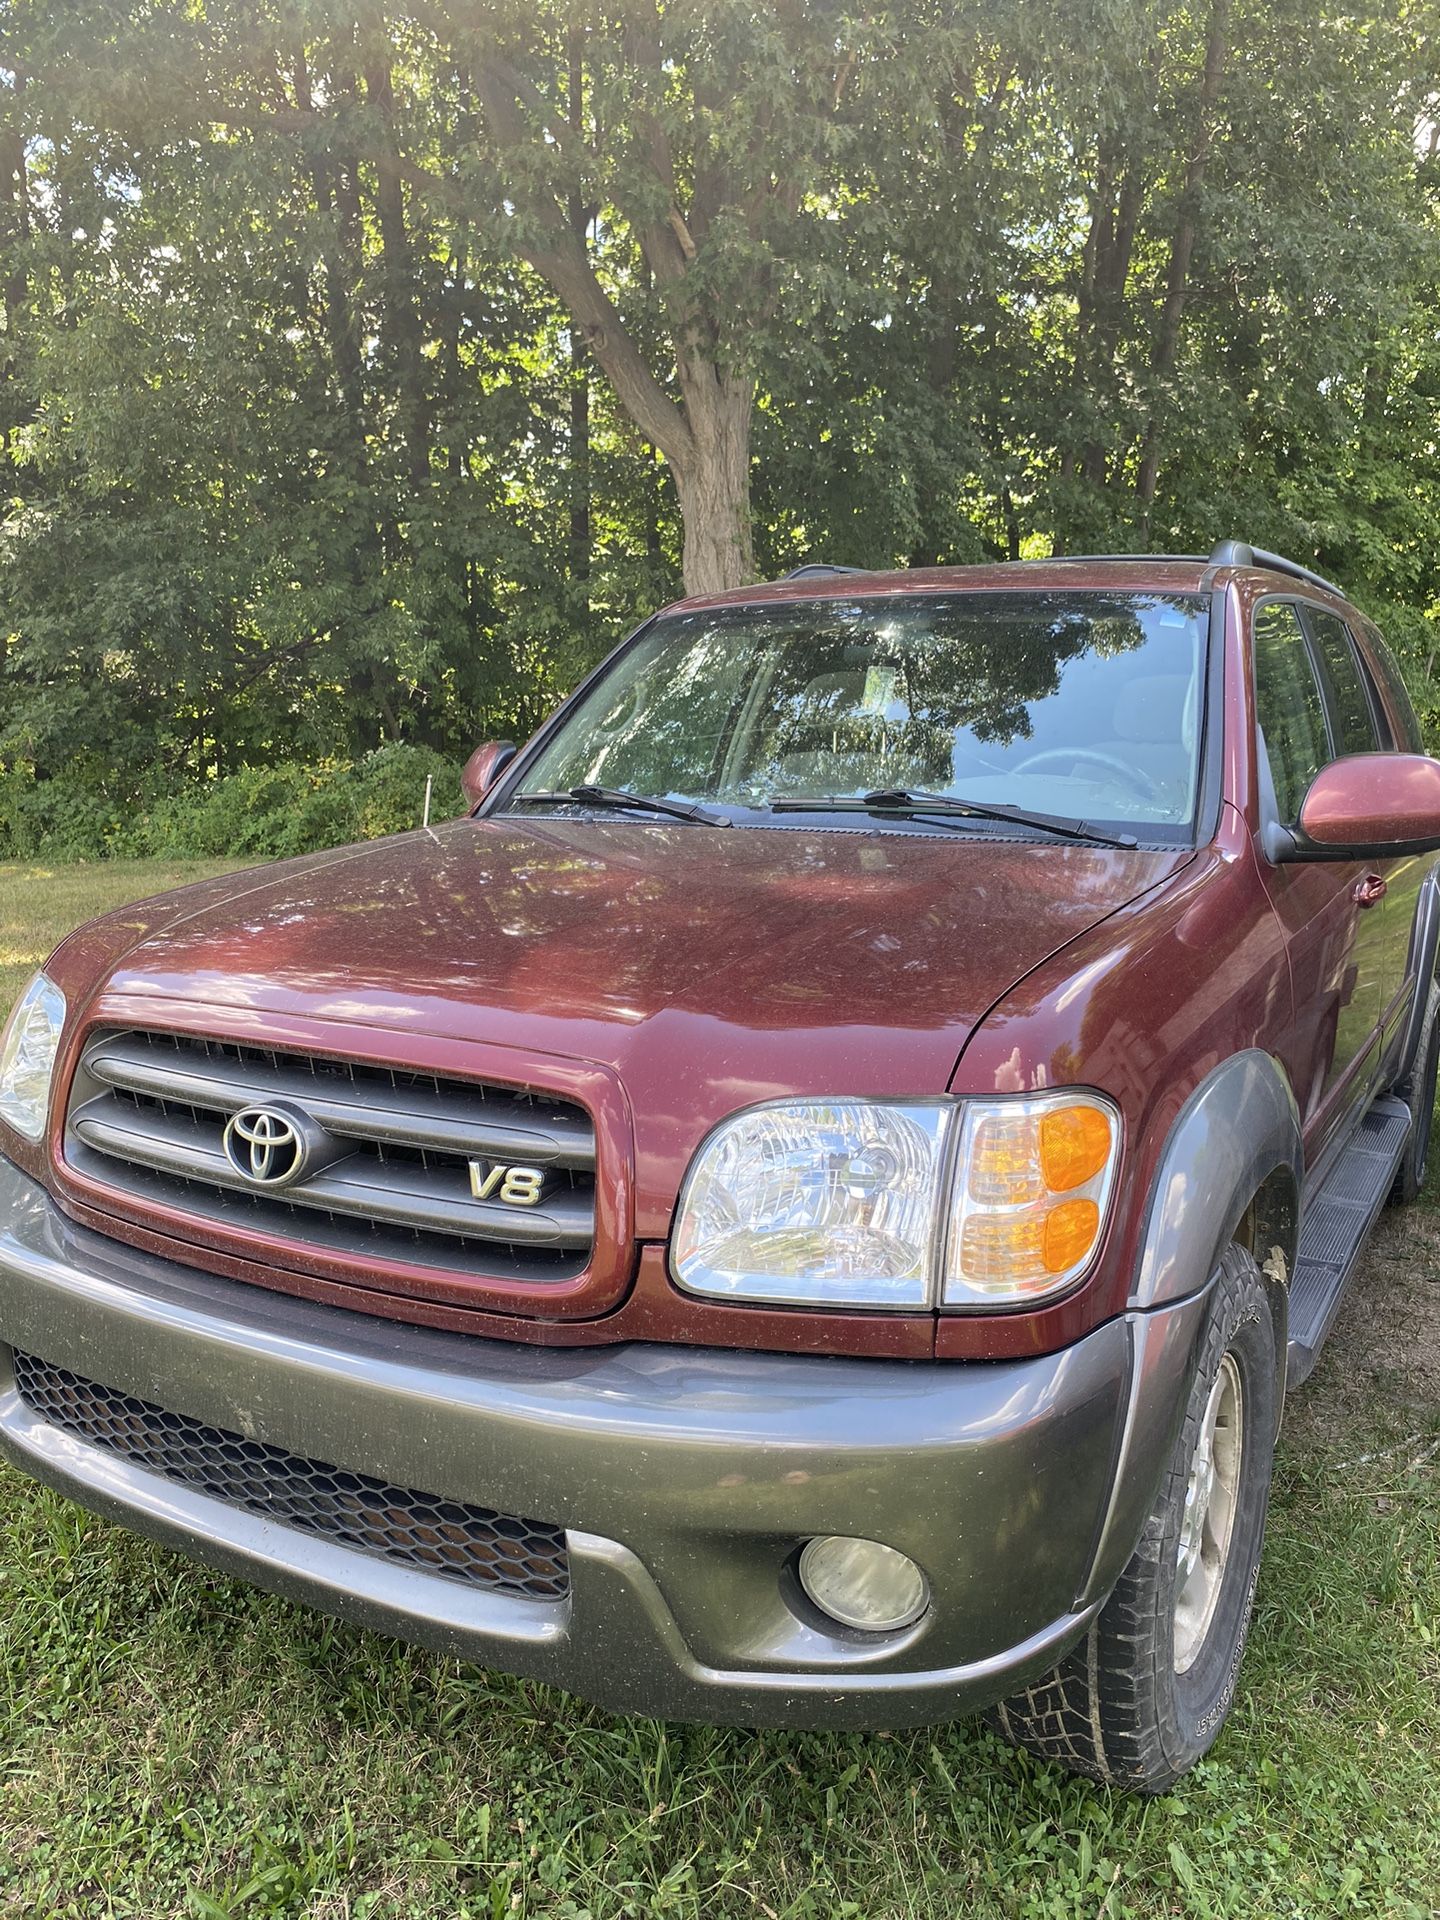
987, 1245, 1273, 1791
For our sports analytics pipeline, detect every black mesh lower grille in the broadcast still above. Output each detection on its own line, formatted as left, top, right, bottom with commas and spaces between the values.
12, 1351, 569, 1601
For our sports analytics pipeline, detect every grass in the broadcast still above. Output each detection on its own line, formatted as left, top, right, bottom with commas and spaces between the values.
0, 860, 247, 1011
0, 858, 1437, 1920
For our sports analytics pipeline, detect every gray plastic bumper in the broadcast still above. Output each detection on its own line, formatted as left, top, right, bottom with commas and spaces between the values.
0, 1158, 1210, 1729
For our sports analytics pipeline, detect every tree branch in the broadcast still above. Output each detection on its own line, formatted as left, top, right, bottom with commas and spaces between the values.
462, 59, 695, 468
208, 81, 696, 475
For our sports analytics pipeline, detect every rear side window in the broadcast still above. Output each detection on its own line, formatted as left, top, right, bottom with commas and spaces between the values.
1305, 609, 1380, 755
1362, 624, 1426, 754
1252, 603, 1329, 823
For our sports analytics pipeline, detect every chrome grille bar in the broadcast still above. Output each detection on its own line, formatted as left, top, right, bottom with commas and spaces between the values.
65, 1029, 598, 1284
84, 1031, 594, 1169
70, 1102, 593, 1248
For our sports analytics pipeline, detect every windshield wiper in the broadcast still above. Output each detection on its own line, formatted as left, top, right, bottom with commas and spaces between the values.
514, 786, 732, 827
768, 788, 1138, 850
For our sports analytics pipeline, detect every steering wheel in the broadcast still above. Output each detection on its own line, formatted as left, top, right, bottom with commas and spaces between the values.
1009, 746, 1166, 802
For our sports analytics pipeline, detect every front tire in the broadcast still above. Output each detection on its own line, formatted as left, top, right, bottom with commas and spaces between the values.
989, 1246, 1276, 1792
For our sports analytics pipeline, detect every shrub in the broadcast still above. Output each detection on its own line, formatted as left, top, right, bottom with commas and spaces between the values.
0, 764, 113, 862
0, 747, 463, 864
348, 743, 463, 843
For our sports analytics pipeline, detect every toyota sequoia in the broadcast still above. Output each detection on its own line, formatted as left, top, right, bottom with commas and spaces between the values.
3, 539, 1438, 1791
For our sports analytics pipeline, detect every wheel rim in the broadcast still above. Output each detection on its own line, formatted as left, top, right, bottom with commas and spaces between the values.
1173, 1352, 1244, 1675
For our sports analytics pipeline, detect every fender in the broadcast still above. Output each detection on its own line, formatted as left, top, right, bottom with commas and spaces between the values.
1077, 1050, 1301, 1608
1129, 1048, 1302, 1316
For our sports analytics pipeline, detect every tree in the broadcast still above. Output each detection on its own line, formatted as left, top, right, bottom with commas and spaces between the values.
5, 0, 1440, 853
34, 1, 982, 596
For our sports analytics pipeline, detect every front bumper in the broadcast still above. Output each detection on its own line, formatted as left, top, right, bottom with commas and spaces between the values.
0, 1158, 1209, 1728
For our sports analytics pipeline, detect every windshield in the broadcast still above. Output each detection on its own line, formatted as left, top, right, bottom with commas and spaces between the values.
510, 591, 1208, 842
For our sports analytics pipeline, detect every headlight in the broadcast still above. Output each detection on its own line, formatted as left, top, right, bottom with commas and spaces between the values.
672, 1101, 953, 1308
0, 972, 67, 1143
671, 1091, 1119, 1311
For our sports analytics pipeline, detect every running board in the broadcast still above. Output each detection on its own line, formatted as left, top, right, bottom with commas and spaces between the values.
1287, 1094, 1411, 1387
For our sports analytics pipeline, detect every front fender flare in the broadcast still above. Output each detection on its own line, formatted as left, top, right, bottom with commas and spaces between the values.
1130, 1048, 1301, 1316
1077, 1050, 1300, 1609
1394, 866, 1440, 1085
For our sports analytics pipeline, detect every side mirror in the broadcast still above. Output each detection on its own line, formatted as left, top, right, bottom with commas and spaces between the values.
1277, 752, 1440, 861
461, 740, 518, 810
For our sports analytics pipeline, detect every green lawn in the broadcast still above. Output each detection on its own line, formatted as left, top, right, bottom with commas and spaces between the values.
0, 860, 1437, 1919
0, 859, 247, 1012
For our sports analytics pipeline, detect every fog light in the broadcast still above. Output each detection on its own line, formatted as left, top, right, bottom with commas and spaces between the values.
797, 1535, 929, 1632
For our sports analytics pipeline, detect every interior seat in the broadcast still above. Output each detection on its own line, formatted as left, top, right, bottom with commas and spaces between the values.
773, 670, 916, 793
1095, 673, 1197, 806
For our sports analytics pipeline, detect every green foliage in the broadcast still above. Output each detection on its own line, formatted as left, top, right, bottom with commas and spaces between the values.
0, 747, 461, 864
0, 0, 1439, 846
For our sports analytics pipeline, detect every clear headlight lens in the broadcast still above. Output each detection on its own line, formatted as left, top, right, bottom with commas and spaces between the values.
943, 1092, 1120, 1308
671, 1091, 1119, 1311
0, 972, 67, 1143
671, 1100, 953, 1308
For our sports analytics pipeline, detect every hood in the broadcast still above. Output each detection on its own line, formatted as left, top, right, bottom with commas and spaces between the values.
67, 818, 1188, 1227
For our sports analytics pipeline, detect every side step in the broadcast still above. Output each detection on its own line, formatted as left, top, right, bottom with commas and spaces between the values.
1287, 1094, 1411, 1386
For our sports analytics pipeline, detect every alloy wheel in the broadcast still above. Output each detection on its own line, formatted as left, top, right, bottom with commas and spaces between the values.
1173, 1351, 1244, 1674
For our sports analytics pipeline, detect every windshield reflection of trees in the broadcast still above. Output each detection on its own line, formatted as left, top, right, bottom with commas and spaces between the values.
531, 594, 1176, 802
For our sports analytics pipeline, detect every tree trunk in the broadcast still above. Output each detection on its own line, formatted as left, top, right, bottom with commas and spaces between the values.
672, 365, 754, 595
0, 69, 32, 460
568, 331, 591, 594
364, 51, 429, 486
296, 52, 367, 454
1077, 140, 1147, 489
1000, 485, 1022, 562
396, 39, 760, 599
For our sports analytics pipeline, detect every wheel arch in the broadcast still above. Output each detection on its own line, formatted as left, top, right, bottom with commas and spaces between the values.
1235, 1160, 1301, 1387
1128, 1047, 1302, 1328
1079, 1051, 1300, 1609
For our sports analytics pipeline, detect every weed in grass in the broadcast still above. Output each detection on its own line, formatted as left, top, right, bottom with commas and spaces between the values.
0, 862, 1436, 1919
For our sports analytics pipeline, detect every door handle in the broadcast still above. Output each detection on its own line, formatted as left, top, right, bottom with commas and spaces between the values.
1352, 873, 1387, 908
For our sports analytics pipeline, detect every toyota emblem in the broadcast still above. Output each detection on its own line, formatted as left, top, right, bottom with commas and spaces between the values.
223, 1105, 310, 1187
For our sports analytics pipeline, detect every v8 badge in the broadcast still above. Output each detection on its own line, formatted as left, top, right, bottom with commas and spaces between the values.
468, 1161, 545, 1208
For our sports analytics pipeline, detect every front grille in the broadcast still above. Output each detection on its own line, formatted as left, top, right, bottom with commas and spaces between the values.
13, 1351, 570, 1600
65, 1030, 596, 1284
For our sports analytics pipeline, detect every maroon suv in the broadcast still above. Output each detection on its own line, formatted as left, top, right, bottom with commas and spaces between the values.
2, 540, 1438, 1791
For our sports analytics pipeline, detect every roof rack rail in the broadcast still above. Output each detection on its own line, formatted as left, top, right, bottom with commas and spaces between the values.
1056, 553, 1207, 565
781, 563, 871, 581
1208, 540, 1345, 598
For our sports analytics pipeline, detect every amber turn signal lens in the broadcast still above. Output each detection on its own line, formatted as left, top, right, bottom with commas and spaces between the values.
944, 1091, 1120, 1308
1042, 1198, 1101, 1272
1039, 1105, 1114, 1193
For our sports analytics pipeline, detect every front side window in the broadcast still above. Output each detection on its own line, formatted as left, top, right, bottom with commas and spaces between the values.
511, 592, 1208, 842
1252, 602, 1329, 823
